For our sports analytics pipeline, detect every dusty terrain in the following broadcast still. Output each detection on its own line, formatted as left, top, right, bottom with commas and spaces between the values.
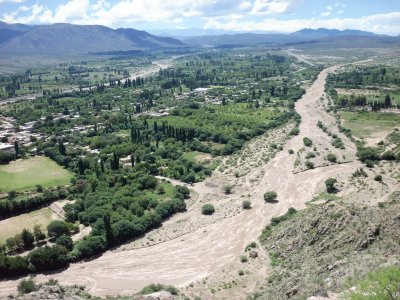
1, 64, 397, 299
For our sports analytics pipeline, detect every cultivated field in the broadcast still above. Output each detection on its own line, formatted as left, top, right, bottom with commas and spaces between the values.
340, 111, 400, 144
0, 156, 72, 192
0, 207, 58, 242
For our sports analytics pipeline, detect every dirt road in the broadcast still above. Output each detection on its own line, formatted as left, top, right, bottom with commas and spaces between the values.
0, 66, 365, 297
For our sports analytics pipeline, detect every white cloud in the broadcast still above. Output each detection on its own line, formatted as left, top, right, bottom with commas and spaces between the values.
0, 0, 25, 4
251, 0, 301, 15
204, 11, 400, 35
1, 0, 399, 35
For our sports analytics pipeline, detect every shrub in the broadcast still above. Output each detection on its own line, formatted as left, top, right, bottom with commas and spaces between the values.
303, 137, 312, 147
382, 151, 395, 161
140, 284, 178, 296
17, 279, 37, 294
357, 147, 380, 163
289, 127, 300, 136
288, 149, 294, 154
327, 153, 337, 163
305, 160, 314, 169
242, 200, 252, 209
346, 266, 400, 300
240, 255, 248, 263
264, 191, 278, 203
201, 204, 215, 215
374, 175, 383, 182
223, 185, 233, 194
305, 152, 316, 159
325, 178, 337, 193
238, 270, 244, 276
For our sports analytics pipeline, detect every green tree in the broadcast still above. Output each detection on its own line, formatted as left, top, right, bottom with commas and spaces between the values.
103, 213, 115, 247
47, 220, 70, 239
325, 178, 337, 193
55, 235, 73, 251
21, 229, 34, 249
33, 225, 46, 242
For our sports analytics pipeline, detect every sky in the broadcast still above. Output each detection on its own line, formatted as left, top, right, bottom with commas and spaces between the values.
0, 0, 399, 35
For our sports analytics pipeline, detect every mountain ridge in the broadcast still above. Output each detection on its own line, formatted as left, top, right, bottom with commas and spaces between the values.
0, 22, 184, 55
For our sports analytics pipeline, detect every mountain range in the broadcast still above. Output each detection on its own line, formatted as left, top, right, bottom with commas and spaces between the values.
0, 21, 184, 54
0, 22, 399, 55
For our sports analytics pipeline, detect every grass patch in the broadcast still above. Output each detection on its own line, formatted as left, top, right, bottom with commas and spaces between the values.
340, 111, 400, 140
182, 151, 211, 162
0, 157, 72, 192
0, 207, 58, 242
310, 192, 340, 203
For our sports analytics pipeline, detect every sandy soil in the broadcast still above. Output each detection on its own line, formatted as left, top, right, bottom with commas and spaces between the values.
1, 66, 393, 299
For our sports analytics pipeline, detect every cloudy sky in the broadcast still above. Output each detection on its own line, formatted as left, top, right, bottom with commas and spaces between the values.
0, 0, 399, 35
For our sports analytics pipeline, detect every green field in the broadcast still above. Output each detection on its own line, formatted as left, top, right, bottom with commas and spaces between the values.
0, 156, 73, 192
340, 111, 400, 140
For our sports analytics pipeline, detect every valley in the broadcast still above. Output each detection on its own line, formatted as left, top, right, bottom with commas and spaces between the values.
0, 13, 399, 299
1, 50, 399, 299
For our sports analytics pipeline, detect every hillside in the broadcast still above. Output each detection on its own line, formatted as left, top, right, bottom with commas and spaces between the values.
0, 22, 184, 55
257, 198, 400, 299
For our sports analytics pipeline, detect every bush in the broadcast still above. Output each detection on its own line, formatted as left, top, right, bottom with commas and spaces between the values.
288, 149, 294, 154
17, 278, 37, 294
140, 284, 178, 296
327, 153, 337, 163
264, 191, 278, 203
382, 151, 395, 161
223, 185, 233, 194
357, 147, 380, 163
303, 137, 312, 147
240, 255, 248, 263
346, 266, 400, 300
305, 160, 314, 169
201, 204, 215, 215
238, 270, 244, 276
325, 178, 337, 193
242, 200, 252, 209
289, 127, 300, 136
374, 175, 383, 182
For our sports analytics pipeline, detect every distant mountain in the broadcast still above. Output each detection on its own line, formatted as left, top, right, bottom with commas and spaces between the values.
183, 33, 303, 47
291, 28, 377, 39
0, 22, 184, 55
184, 28, 398, 48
